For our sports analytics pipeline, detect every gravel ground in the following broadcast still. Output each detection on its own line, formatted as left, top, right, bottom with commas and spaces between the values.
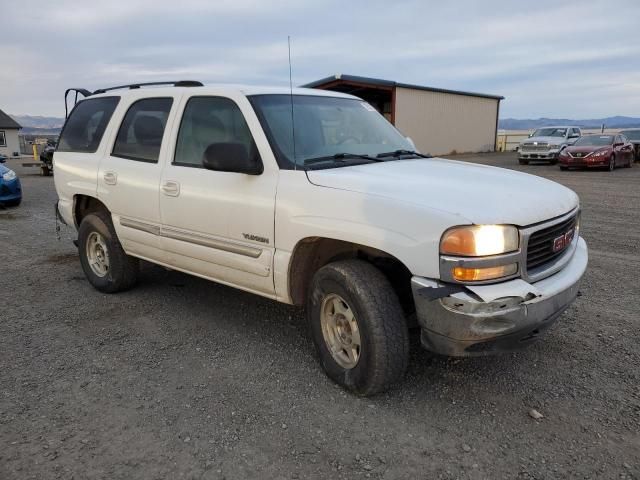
1, 153, 638, 480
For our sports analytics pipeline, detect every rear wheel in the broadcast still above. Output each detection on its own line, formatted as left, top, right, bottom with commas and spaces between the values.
560, 166, 568, 171
608, 155, 615, 172
78, 211, 139, 293
307, 259, 409, 396
624, 155, 632, 168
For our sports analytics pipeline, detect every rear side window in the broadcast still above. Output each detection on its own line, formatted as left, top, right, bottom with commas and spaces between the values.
57, 97, 120, 153
112, 98, 173, 163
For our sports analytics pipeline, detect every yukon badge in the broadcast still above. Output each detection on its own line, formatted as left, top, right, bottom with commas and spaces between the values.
243, 233, 269, 244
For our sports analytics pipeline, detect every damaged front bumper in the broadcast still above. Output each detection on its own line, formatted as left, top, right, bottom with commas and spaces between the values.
411, 237, 588, 356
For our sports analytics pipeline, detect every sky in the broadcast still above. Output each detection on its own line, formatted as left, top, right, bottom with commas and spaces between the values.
1, 0, 639, 119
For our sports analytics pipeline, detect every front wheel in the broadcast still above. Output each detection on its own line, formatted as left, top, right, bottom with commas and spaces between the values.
608, 155, 616, 172
307, 259, 409, 396
78, 211, 139, 293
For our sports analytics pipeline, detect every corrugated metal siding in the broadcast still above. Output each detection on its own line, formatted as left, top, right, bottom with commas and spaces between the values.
394, 87, 499, 156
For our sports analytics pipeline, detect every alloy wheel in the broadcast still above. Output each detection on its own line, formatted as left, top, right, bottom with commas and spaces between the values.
320, 293, 361, 369
86, 231, 110, 277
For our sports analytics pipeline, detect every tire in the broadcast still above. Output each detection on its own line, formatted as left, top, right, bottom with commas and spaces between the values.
518, 159, 529, 165
624, 156, 632, 168
608, 155, 615, 172
41, 166, 52, 177
307, 259, 409, 396
550, 158, 558, 165
2, 198, 21, 207
560, 166, 568, 171
77, 211, 139, 293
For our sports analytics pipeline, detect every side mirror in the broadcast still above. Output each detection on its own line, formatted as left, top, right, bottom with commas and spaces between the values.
203, 142, 263, 175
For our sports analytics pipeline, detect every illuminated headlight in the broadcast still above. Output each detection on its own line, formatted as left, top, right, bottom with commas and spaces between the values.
440, 225, 519, 257
2, 170, 16, 181
593, 150, 608, 157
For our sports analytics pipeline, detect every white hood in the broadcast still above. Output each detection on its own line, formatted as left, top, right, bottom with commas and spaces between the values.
306, 158, 579, 226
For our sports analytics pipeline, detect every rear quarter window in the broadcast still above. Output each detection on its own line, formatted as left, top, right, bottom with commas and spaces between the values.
57, 97, 120, 153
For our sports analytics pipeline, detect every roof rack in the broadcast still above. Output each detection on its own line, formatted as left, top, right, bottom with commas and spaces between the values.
93, 80, 203, 95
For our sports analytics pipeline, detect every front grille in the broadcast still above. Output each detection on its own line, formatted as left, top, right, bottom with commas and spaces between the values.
521, 144, 549, 152
526, 214, 578, 270
569, 152, 589, 158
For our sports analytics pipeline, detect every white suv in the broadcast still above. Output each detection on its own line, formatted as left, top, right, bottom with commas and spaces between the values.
54, 81, 588, 395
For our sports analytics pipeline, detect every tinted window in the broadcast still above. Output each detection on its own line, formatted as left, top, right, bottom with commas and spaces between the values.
58, 97, 120, 153
112, 98, 173, 162
619, 135, 627, 143
570, 128, 580, 136
174, 97, 259, 168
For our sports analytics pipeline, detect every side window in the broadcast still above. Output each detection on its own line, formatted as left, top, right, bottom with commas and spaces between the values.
112, 98, 173, 163
57, 97, 120, 153
0, 131, 6, 147
174, 96, 259, 168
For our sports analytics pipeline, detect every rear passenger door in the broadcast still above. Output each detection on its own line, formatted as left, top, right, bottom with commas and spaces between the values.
158, 94, 278, 296
97, 96, 177, 259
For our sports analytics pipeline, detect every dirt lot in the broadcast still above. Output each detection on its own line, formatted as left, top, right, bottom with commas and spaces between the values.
1, 153, 638, 480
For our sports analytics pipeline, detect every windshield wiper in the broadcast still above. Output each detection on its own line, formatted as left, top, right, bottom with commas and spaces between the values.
303, 153, 384, 166
376, 149, 432, 159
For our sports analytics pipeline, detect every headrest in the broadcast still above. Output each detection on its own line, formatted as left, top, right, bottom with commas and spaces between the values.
133, 115, 164, 144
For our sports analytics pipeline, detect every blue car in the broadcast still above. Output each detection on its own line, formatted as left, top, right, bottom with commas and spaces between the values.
0, 159, 22, 207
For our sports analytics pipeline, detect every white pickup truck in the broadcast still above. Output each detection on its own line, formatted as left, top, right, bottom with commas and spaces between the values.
54, 81, 588, 395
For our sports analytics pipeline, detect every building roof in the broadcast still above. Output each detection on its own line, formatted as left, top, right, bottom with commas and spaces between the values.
301, 74, 505, 101
0, 109, 21, 129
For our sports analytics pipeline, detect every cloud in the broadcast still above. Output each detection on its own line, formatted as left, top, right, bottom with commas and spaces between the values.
1, 0, 639, 118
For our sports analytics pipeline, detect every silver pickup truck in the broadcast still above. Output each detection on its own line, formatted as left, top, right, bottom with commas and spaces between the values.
519, 126, 582, 164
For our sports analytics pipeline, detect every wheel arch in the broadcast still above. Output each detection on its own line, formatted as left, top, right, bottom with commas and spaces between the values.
287, 236, 415, 313
73, 194, 110, 228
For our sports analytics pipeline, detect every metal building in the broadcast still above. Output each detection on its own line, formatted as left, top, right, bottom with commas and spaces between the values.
302, 74, 504, 156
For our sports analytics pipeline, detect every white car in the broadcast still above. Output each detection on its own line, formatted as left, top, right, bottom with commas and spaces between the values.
519, 126, 582, 164
54, 81, 588, 395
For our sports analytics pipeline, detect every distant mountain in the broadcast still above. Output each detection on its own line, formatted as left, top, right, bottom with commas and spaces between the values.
499, 116, 640, 130
10, 114, 64, 135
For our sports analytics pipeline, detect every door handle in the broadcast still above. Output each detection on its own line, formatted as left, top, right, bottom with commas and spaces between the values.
161, 180, 180, 197
103, 171, 117, 185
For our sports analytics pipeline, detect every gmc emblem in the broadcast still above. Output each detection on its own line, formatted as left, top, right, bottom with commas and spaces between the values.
552, 228, 575, 253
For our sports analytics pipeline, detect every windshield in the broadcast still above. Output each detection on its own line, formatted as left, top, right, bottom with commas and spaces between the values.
620, 130, 640, 141
249, 94, 413, 168
532, 128, 567, 137
573, 135, 613, 146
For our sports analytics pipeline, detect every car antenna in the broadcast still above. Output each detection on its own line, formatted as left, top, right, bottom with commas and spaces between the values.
288, 36, 297, 170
